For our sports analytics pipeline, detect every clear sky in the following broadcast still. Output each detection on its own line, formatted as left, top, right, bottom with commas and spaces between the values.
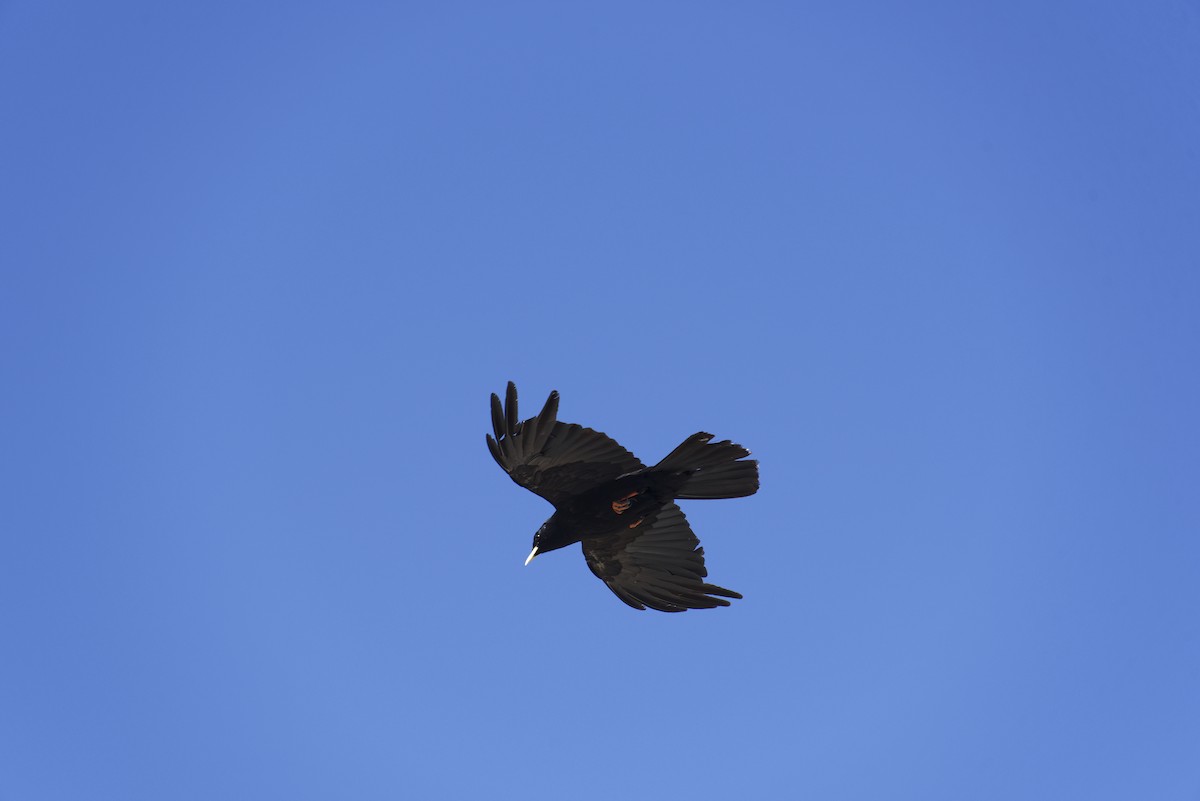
2, 2, 1199, 799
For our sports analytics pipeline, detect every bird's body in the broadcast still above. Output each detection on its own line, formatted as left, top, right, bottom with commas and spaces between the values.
486, 382, 759, 612
536, 469, 689, 545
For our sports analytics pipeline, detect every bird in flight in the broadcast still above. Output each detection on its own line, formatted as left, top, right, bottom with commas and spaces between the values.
486, 382, 759, 612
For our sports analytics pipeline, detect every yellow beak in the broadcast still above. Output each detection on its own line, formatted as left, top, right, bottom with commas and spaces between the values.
524, 546, 539, 566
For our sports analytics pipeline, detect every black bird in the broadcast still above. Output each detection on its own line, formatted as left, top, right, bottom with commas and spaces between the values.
486, 382, 758, 612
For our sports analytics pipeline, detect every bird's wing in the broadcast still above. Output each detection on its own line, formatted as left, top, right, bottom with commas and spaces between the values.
486, 382, 644, 507
582, 502, 742, 612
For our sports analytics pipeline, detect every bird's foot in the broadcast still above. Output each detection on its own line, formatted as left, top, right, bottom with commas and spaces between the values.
611, 491, 638, 514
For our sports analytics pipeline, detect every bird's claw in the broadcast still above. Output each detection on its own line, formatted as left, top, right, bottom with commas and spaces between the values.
611, 491, 638, 514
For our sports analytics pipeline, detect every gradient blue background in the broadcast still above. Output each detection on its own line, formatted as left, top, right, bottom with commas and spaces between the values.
3, 2, 1199, 799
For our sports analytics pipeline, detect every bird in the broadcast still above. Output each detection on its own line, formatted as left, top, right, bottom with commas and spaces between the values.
486, 382, 759, 612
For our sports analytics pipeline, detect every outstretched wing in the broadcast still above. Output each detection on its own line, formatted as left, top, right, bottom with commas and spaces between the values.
582, 503, 742, 612
486, 382, 644, 507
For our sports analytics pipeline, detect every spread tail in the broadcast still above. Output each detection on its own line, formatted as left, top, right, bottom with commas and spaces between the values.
655, 432, 759, 500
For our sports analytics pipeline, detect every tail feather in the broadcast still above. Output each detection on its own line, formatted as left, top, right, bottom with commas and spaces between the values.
655, 432, 760, 500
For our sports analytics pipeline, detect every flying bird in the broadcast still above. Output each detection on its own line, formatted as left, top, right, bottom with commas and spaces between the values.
486, 382, 759, 612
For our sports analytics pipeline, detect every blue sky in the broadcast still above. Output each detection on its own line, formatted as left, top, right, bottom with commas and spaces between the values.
2, 2, 1199, 799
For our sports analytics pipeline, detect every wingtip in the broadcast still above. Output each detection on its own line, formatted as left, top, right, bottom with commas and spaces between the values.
490, 393, 505, 440
486, 433, 503, 466
538, 389, 560, 427
505, 382, 519, 437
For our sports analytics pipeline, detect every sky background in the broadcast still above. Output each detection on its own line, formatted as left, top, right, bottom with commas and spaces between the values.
2, 2, 1199, 799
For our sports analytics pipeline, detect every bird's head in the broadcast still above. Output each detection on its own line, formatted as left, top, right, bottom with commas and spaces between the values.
524, 515, 576, 566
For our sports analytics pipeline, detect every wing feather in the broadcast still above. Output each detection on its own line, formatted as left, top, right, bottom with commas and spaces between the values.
582, 503, 742, 612
490, 392, 506, 442
487, 382, 644, 507
505, 381, 519, 439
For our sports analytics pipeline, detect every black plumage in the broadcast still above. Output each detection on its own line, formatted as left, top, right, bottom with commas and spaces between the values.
486, 382, 759, 612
